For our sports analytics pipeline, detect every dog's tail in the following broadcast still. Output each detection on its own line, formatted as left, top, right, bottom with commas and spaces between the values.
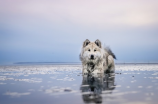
104, 47, 116, 59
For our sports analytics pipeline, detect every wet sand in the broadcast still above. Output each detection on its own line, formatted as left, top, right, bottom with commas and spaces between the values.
0, 64, 158, 104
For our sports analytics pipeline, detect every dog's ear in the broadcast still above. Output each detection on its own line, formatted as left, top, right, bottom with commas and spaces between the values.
83, 39, 90, 47
95, 39, 102, 48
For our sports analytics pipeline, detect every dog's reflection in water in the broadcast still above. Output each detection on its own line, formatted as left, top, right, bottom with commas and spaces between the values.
80, 73, 115, 103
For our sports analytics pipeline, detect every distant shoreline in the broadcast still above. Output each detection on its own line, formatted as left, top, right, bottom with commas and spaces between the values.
14, 62, 158, 65
14, 62, 82, 64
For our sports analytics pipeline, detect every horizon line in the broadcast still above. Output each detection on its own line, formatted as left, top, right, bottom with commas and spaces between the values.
14, 62, 158, 65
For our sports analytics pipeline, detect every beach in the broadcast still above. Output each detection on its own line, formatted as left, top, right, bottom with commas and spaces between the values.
0, 64, 158, 104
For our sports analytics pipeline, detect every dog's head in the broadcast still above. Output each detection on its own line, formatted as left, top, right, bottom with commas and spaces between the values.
81, 39, 103, 64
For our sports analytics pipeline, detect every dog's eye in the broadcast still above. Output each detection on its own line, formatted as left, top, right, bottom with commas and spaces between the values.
88, 49, 90, 51
94, 49, 96, 52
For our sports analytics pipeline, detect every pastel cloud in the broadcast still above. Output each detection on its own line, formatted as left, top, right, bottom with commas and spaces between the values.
1, 0, 158, 28
4, 92, 30, 97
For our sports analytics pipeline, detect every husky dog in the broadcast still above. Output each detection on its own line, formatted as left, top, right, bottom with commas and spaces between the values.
80, 39, 116, 74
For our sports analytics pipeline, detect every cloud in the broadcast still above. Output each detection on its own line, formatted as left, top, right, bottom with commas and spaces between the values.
4, 92, 30, 97
0, 82, 6, 84
1, 0, 158, 28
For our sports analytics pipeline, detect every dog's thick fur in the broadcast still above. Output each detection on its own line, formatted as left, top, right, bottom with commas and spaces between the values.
80, 39, 116, 74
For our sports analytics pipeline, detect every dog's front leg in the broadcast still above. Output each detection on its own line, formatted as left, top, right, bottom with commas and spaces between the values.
82, 64, 88, 75
92, 64, 104, 74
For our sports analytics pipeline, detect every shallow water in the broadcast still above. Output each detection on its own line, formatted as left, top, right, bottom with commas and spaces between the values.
0, 64, 158, 104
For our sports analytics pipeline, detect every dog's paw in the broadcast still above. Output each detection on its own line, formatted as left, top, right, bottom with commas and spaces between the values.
92, 69, 103, 74
92, 70, 99, 74
82, 69, 88, 75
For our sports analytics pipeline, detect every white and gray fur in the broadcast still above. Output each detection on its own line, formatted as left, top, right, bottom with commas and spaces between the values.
80, 39, 116, 74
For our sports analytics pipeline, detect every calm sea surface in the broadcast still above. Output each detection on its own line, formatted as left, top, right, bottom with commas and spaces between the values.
0, 64, 158, 104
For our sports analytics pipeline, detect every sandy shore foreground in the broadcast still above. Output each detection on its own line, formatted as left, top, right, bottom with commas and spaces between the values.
0, 64, 158, 104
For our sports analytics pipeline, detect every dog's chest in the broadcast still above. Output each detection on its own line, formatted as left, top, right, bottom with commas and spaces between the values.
87, 63, 95, 72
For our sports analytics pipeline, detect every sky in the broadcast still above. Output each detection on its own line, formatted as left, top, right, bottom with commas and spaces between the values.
0, 0, 158, 64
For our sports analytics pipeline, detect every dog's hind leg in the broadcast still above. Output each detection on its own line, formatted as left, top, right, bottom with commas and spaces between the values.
107, 55, 115, 73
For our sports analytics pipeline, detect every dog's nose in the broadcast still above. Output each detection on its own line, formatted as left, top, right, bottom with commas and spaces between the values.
91, 55, 94, 59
